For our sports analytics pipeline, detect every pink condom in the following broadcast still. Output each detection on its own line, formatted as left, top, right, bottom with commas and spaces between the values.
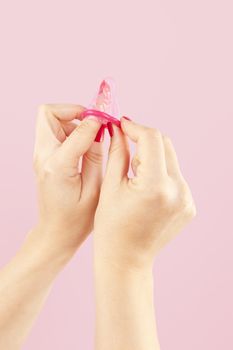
81, 78, 120, 141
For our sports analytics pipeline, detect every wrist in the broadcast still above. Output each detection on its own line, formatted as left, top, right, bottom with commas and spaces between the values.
20, 226, 77, 273
94, 239, 154, 275
94, 253, 154, 281
94, 256, 158, 350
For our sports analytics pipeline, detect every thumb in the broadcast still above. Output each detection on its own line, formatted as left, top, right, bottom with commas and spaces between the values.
120, 116, 140, 142
105, 124, 130, 184
59, 117, 102, 167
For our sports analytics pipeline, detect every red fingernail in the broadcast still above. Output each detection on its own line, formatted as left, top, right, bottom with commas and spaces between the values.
95, 124, 105, 142
107, 122, 114, 137
121, 116, 132, 121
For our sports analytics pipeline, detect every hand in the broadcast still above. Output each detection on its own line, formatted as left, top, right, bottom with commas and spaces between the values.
0, 105, 103, 349
33, 104, 103, 256
94, 117, 196, 270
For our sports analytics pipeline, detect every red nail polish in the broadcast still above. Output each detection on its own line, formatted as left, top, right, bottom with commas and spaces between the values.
121, 116, 132, 121
107, 122, 114, 137
95, 124, 105, 142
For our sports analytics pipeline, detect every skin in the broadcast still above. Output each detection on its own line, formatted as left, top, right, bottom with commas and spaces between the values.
0, 104, 103, 349
94, 118, 196, 350
0, 106, 196, 350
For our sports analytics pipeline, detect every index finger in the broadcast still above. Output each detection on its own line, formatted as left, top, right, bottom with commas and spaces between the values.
34, 104, 86, 158
43, 104, 86, 122
120, 117, 167, 182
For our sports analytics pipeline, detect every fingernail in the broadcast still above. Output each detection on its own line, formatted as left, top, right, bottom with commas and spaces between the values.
107, 122, 114, 137
95, 124, 105, 142
121, 116, 132, 121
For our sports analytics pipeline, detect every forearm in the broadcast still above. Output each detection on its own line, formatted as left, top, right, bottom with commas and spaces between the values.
0, 227, 74, 349
94, 257, 160, 350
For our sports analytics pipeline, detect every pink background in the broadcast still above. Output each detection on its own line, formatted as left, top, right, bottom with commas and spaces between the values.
0, 0, 232, 349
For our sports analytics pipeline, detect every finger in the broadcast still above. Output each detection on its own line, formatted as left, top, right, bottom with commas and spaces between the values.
163, 136, 183, 180
34, 104, 86, 157
61, 121, 78, 136
44, 104, 86, 121
105, 124, 130, 184
59, 117, 102, 168
82, 141, 104, 196
120, 117, 167, 181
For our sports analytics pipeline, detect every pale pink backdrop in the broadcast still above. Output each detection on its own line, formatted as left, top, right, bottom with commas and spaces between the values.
0, 0, 232, 349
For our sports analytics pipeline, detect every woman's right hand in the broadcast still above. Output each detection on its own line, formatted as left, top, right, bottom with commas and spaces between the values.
94, 117, 196, 270
32, 104, 103, 258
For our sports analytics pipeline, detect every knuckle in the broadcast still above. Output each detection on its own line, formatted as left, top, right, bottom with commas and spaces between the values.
36, 105, 53, 125
187, 203, 197, 218
75, 120, 94, 134
145, 127, 161, 139
176, 183, 196, 218
71, 123, 88, 137
109, 142, 124, 155
191, 203, 197, 218
182, 201, 197, 219
154, 187, 172, 206
179, 196, 192, 212
35, 159, 56, 181
163, 135, 172, 144
142, 180, 172, 207
72, 125, 81, 135
84, 150, 103, 165
80, 120, 91, 129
